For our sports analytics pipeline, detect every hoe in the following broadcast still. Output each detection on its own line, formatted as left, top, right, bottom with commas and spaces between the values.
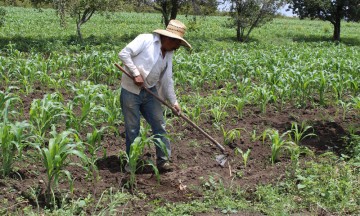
115, 63, 228, 167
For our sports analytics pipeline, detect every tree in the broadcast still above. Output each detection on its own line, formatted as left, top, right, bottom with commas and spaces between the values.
31, 0, 122, 40
227, 0, 285, 42
0, 8, 5, 27
289, 0, 360, 41
137, 0, 218, 27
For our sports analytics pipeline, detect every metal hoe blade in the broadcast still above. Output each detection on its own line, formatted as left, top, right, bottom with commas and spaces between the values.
216, 154, 228, 167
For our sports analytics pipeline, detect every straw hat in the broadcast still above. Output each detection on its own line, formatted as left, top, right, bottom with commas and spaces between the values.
153, 20, 191, 49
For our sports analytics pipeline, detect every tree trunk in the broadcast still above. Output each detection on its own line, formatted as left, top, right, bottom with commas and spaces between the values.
333, 16, 341, 41
77, 22, 83, 41
76, 8, 96, 40
332, 4, 342, 41
236, 20, 243, 42
161, 1, 170, 26
170, 0, 179, 20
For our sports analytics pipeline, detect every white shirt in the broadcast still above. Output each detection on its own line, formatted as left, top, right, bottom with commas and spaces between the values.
119, 33, 177, 105
145, 51, 168, 88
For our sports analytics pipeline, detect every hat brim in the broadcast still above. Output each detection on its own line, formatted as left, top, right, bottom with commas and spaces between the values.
153, 29, 191, 49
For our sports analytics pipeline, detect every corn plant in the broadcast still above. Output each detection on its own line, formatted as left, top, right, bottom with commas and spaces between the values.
29, 93, 65, 139
337, 100, 352, 121
0, 87, 20, 122
100, 88, 122, 131
273, 84, 290, 111
349, 79, 359, 95
351, 96, 360, 114
251, 129, 259, 142
183, 105, 203, 124
316, 71, 328, 105
253, 86, 273, 114
9, 120, 33, 158
288, 122, 316, 145
35, 128, 86, 205
124, 124, 165, 189
293, 72, 312, 107
83, 126, 108, 181
0, 122, 17, 177
235, 148, 251, 167
232, 97, 247, 118
66, 82, 108, 131
265, 129, 294, 164
221, 126, 242, 145
0, 120, 32, 177
210, 105, 228, 125
236, 77, 251, 97
331, 74, 348, 101
64, 100, 96, 132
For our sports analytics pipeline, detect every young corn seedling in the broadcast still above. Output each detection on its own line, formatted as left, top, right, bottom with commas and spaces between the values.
84, 126, 108, 182
251, 129, 259, 142
64, 100, 97, 133
293, 72, 312, 107
9, 120, 33, 159
29, 93, 65, 140
351, 96, 360, 114
235, 148, 251, 167
221, 126, 242, 146
274, 84, 289, 111
254, 86, 273, 114
236, 78, 251, 97
232, 97, 247, 118
101, 88, 122, 131
35, 127, 87, 205
187, 106, 203, 124
316, 71, 327, 105
0, 87, 20, 122
289, 121, 316, 145
349, 79, 359, 95
337, 100, 352, 121
331, 74, 347, 101
68, 82, 109, 131
265, 129, 294, 164
0, 122, 17, 177
210, 105, 228, 125
125, 124, 166, 189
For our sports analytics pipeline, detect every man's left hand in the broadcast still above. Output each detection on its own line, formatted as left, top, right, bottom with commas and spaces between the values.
173, 103, 181, 116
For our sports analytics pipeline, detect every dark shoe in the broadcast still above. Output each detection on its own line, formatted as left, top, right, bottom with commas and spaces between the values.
157, 161, 174, 172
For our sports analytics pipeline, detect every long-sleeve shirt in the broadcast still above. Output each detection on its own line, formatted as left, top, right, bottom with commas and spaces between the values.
119, 33, 178, 105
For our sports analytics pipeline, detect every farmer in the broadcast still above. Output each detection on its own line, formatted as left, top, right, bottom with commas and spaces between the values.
119, 20, 191, 172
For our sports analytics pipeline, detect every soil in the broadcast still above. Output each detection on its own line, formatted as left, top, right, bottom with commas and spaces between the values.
0, 84, 359, 215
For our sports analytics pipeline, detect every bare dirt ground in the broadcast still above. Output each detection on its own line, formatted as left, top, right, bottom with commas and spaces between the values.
1, 84, 359, 215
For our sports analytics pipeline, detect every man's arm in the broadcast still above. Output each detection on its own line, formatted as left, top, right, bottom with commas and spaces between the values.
118, 34, 147, 77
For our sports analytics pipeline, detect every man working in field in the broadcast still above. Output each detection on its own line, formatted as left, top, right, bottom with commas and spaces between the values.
119, 20, 191, 172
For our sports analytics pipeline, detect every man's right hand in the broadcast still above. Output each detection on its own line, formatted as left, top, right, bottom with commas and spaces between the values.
134, 75, 144, 87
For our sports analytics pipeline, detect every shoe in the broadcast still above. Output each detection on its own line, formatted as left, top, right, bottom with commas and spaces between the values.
157, 161, 174, 172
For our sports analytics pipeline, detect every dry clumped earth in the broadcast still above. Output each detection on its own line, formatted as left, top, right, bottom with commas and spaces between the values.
1, 84, 359, 215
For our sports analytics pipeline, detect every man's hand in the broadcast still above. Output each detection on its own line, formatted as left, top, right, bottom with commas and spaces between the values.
173, 102, 181, 116
134, 75, 144, 87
